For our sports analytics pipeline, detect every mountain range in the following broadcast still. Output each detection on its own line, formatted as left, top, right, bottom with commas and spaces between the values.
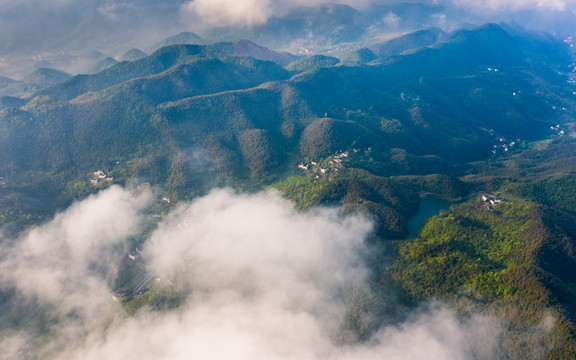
1, 11, 576, 358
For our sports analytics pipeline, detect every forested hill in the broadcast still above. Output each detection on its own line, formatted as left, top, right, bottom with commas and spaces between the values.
1, 19, 576, 359
0, 24, 573, 225
391, 199, 576, 358
1, 24, 573, 186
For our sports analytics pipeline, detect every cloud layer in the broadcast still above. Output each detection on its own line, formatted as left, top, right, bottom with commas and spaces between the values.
181, 0, 274, 27
0, 186, 151, 317
0, 187, 502, 359
180, 0, 576, 28
450, 0, 569, 12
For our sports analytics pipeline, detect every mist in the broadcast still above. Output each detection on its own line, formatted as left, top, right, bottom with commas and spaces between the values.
0, 186, 505, 359
0, 0, 574, 52
179, 0, 576, 28
0, 0, 575, 78
0, 186, 151, 318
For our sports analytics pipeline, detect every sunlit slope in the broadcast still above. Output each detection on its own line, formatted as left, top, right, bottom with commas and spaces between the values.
390, 200, 576, 359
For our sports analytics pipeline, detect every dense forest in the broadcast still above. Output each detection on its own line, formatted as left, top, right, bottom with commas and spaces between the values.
1, 18, 576, 359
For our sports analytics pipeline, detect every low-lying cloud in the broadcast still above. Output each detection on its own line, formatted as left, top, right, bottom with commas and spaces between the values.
0, 187, 503, 359
180, 0, 576, 28
0, 186, 151, 318
181, 0, 274, 27
450, 0, 569, 12
180, 0, 375, 28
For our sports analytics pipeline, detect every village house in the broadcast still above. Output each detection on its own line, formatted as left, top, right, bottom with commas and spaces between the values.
490, 198, 503, 205
94, 170, 106, 179
482, 193, 504, 210
112, 288, 130, 302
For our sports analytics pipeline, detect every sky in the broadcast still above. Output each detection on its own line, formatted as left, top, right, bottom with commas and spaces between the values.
0, 186, 508, 359
0, 0, 574, 78
182, 0, 576, 27
0, 0, 574, 42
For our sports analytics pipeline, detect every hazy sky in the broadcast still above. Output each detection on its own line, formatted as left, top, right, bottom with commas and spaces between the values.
0, 0, 574, 37
0, 0, 573, 73
180, 0, 576, 26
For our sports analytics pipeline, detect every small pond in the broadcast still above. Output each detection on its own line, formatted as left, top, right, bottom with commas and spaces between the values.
406, 196, 453, 239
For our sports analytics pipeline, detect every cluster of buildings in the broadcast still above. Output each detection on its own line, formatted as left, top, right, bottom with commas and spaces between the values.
128, 248, 140, 261
492, 137, 516, 155
298, 161, 331, 179
330, 151, 349, 168
298, 151, 353, 179
112, 287, 131, 302
90, 170, 113, 186
482, 193, 504, 211
155, 273, 173, 287
550, 124, 565, 136
297, 149, 376, 179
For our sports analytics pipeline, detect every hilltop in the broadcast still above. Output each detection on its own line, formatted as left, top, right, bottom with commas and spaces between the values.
1, 22, 576, 357
0, 23, 573, 210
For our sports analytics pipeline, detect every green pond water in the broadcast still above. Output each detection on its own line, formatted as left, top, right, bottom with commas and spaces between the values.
406, 196, 453, 239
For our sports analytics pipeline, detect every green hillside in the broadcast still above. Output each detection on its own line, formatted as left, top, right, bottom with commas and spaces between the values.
120, 48, 148, 61
0, 68, 72, 97
389, 200, 576, 358
87, 56, 119, 74
0, 23, 572, 217
286, 55, 340, 73
370, 27, 445, 58
40, 44, 221, 101
338, 48, 377, 66
1, 23, 576, 356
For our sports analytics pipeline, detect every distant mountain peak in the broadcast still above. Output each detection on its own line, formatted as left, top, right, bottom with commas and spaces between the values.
87, 57, 119, 75
23, 68, 71, 86
211, 40, 298, 66
120, 48, 148, 62
151, 32, 203, 52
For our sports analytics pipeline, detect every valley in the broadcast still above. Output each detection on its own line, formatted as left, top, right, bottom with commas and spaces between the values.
1, 2, 576, 359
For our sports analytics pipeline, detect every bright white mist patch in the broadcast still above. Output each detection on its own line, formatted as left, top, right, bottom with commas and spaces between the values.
0, 186, 151, 318
181, 0, 274, 27
451, 0, 567, 11
0, 187, 503, 359
180, 0, 572, 29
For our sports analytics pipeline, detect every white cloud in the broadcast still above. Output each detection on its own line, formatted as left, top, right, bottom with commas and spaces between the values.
178, 0, 576, 29
383, 11, 401, 28
0, 187, 506, 359
97, 2, 136, 22
449, 0, 567, 12
0, 186, 151, 317
60, 303, 502, 360
180, 0, 377, 28
181, 0, 274, 27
